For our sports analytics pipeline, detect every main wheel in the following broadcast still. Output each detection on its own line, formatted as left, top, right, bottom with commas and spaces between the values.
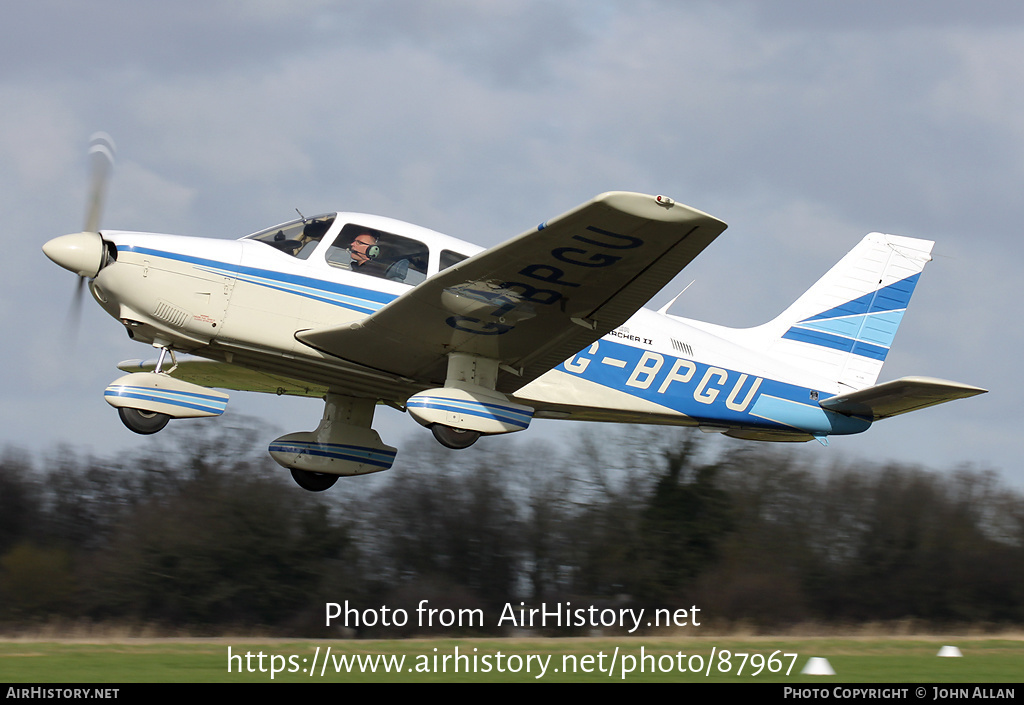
431, 424, 481, 449
118, 407, 170, 435
290, 469, 339, 492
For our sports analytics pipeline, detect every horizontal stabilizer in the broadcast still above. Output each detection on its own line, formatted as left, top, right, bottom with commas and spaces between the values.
819, 376, 987, 420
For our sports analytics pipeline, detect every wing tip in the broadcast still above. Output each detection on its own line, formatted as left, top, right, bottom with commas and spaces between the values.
592, 191, 727, 228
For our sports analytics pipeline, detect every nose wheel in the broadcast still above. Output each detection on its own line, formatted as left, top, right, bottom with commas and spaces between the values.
431, 424, 480, 449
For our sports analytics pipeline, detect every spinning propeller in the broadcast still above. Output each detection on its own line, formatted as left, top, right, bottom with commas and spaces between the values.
43, 133, 116, 328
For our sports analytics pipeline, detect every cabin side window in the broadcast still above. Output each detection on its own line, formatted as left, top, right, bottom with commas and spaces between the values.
440, 249, 469, 271
325, 223, 429, 285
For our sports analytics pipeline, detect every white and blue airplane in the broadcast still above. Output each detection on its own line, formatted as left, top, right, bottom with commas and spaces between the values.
43, 135, 985, 491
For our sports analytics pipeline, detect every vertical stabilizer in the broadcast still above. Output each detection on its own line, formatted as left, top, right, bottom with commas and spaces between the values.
755, 233, 934, 390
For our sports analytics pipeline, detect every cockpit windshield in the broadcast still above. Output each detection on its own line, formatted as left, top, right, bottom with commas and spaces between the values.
245, 214, 336, 260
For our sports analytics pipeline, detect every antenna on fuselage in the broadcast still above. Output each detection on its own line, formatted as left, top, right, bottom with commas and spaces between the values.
657, 280, 695, 316
295, 208, 307, 223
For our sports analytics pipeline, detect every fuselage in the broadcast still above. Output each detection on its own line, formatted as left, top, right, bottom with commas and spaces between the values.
86, 212, 870, 442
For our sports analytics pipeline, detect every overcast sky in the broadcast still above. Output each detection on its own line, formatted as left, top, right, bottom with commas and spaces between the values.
3, 1, 1020, 486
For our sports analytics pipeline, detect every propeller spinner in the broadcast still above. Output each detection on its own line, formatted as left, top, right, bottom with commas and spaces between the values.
43, 133, 117, 330
42, 133, 116, 278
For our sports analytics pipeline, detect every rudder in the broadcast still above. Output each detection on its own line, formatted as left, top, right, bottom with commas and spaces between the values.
756, 233, 934, 390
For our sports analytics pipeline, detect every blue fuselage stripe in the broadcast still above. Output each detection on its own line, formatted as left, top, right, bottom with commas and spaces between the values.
117, 245, 397, 314
559, 338, 870, 436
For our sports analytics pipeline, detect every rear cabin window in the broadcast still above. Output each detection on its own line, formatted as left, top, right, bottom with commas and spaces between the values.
440, 249, 469, 271
325, 224, 429, 285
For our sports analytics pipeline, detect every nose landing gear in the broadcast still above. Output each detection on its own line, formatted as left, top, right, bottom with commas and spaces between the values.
105, 345, 230, 435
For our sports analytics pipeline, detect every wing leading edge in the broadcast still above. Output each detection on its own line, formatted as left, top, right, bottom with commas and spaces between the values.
296, 192, 727, 393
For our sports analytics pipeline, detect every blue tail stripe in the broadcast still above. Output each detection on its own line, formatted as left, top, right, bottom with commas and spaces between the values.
783, 274, 921, 360
851, 341, 889, 361
856, 310, 905, 346
802, 273, 921, 323
797, 310, 905, 347
782, 327, 889, 361
782, 327, 854, 353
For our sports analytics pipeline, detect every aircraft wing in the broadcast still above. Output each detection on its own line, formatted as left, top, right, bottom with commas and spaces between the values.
296, 192, 727, 393
118, 358, 327, 398
819, 376, 987, 420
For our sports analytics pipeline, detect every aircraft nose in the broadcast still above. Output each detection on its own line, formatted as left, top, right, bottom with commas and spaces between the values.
42, 231, 105, 278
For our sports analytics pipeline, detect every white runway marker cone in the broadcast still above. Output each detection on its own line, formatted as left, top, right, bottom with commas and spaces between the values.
801, 657, 836, 675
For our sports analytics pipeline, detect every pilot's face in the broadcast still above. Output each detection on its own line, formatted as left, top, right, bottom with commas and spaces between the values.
350, 234, 376, 264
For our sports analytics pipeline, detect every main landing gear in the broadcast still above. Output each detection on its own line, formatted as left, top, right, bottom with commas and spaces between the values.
118, 407, 170, 435
407, 353, 534, 451
269, 394, 398, 492
289, 469, 340, 492
431, 424, 480, 449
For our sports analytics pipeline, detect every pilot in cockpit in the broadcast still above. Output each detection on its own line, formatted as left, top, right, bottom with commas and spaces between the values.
348, 231, 381, 272
349, 231, 411, 281
325, 227, 413, 282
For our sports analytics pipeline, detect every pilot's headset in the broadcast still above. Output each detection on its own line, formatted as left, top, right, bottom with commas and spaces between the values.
351, 234, 380, 259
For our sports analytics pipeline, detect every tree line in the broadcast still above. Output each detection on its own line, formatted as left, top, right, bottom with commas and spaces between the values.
0, 416, 1021, 635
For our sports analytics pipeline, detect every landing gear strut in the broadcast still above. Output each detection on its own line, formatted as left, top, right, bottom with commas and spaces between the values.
268, 393, 397, 491
114, 343, 176, 435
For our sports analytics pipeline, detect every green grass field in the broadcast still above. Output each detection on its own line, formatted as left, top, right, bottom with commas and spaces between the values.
0, 637, 1021, 683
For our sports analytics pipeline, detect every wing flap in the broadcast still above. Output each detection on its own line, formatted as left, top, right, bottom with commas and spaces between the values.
297, 192, 726, 392
118, 358, 327, 398
819, 376, 987, 420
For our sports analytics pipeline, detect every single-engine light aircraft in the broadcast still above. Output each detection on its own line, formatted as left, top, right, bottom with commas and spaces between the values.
44, 135, 986, 491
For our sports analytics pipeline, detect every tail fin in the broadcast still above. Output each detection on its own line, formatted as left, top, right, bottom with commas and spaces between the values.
755, 233, 934, 390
